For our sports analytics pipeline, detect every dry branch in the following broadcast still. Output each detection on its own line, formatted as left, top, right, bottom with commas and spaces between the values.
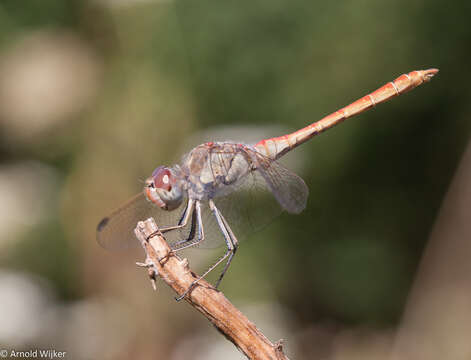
134, 218, 290, 360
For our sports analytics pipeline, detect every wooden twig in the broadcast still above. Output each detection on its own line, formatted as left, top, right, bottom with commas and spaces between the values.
134, 218, 290, 360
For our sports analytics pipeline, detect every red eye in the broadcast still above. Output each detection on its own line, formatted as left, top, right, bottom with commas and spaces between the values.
152, 166, 172, 191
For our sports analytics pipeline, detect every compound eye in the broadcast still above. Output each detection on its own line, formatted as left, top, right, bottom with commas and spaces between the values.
152, 166, 172, 191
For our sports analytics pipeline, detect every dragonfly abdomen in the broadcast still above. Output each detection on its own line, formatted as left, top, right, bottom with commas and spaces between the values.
255, 69, 438, 160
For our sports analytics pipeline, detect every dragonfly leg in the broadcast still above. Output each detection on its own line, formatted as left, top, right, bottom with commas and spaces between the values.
175, 199, 237, 301
143, 199, 197, 264
214, 209, 238, 289
145, 198, 195, 243
169, 209, 197, 250
171, 200, 206, 251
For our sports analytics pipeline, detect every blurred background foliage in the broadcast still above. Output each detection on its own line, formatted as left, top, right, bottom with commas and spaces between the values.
0, 0, 470, 359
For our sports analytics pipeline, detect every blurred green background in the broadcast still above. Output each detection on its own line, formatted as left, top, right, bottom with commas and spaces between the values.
0, 0, 469, 359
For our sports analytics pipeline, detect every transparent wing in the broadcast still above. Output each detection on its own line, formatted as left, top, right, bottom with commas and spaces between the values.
96, 192, 189, 251
181, 169, 285, 249
248, 149, 309, 214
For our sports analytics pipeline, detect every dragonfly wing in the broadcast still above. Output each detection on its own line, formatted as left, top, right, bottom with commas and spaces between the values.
96, 192, 188, 251
250, 149, 309, 214
186, 170, 284, 249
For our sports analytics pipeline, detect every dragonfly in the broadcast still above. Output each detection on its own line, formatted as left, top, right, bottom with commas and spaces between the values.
97, 68, 438, 300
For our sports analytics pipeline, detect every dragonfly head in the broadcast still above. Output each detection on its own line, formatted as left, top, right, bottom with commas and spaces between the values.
144, 166, 183, 211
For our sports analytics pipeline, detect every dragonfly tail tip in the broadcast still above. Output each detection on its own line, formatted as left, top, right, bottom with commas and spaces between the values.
424, 68, 439, 81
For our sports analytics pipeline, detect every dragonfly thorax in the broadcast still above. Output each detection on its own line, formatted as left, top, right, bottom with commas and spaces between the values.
181, 142, 254, 201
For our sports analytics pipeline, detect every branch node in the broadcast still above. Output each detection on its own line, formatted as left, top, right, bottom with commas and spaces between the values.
181, 257, 190, 271
274, 339, 287, 359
